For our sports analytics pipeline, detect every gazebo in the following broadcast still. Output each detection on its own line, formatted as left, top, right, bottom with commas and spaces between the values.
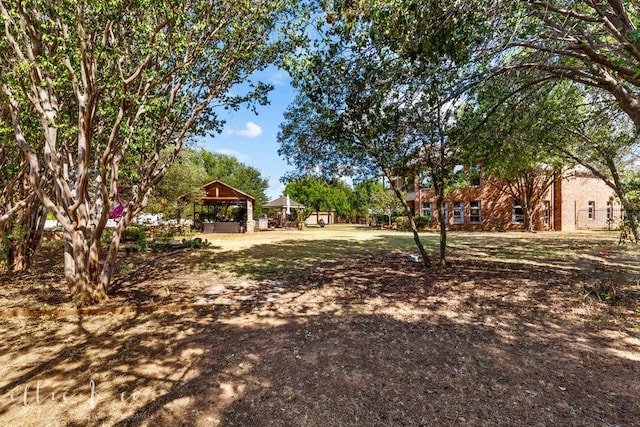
193, 180, 255, 233
263, 195, 305, 228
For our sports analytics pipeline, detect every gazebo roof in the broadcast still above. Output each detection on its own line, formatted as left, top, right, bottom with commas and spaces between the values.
198, 180, 255, 203
263, 195, 305, 209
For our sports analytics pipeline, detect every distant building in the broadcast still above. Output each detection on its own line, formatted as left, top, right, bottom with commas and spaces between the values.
405, 167, 621, 231
304, 211, 335, 226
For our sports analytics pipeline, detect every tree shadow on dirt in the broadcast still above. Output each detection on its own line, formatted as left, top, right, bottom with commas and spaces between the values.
0, 304, 638, 426
0, 231, 638, 425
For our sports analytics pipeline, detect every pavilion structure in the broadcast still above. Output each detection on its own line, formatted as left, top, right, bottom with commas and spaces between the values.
193, 180, 255, 233
263, 195, 305, 228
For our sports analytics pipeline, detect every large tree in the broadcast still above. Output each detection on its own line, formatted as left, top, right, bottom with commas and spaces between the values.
542, 84, 640, 241
284, 176, 352, 221
459, 77, 565, 232
0, 0, 300, 304
280, 1, 487, 267
492, 1, 640, 131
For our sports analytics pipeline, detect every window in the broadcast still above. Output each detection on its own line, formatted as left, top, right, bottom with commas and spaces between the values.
469, 201, 481, 223
452, 164, 466, 187
542, 201, 550, 226
512, 200, 525, 224
607, 201, 613, 221
588, 201, 595, 220
421, 202, 432, 219
420, 173, 433, 189
453, 201, 465, 224
470, 165, 481, 186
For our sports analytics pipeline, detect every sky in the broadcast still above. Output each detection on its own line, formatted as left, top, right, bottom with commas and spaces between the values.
200, 66, 298, 201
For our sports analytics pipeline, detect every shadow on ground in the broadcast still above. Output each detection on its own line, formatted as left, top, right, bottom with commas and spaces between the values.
0, 304, 638, 426
0, 231, 638, 425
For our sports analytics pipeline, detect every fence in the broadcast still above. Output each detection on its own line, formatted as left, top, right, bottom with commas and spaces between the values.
576, 207, 624, 230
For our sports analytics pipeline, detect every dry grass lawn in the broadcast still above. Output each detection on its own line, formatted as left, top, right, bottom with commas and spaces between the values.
0, 226, 638, 426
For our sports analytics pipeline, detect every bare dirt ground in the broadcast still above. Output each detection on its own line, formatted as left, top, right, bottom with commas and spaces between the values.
0, 226, 639, 426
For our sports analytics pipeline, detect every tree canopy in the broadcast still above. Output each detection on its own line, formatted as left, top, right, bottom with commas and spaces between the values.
284, 176, 352, 218
0, 0, 302, 303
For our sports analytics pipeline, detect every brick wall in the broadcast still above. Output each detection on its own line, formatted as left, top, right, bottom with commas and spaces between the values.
556, 170, 618, 231
416, 176, 530, 231
414, 168, 617, 232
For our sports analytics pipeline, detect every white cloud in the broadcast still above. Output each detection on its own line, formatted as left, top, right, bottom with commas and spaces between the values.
266, 178, 285, 200
268, 70, 290, 86
236, 121, 263, 138
215, 149, 249, 163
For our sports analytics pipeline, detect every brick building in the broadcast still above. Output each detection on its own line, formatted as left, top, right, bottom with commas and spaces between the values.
409, 167, 621, 231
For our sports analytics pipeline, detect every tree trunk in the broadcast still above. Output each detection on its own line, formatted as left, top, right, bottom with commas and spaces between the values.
618, 197, 639, 243
436, 194, 447, 267
2, 201, 47, 272
388, 181, 431, 268
63, 229, 107, 305
523, 205, 536, 232
99, 226, 123, 293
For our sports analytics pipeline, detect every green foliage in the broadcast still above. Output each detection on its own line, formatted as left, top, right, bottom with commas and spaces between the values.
284, 176, 352, 217
413, 215, 432, 230
0, 0, 304, 300
150, 149, 269, 218
370, 187, 403, 218
181, 237, 211, 249
351, 179, 384, 218
122, 226, 147, 245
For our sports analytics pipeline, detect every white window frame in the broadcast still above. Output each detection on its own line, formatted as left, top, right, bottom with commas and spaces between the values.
512, 200, 525, 224
469, 201, 481, 223
421, 202, 432, 219
588, 201, 595, 220
453, 201, 465, 224
542, 201, 550, 226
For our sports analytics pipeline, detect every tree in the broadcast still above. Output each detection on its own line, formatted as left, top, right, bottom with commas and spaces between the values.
541, 84, 640, 241
348, 1, 640, 239
463, 71, 639, 239
284, 176, 351, 221
147, 148, 208, 220
459, 77, 565, 232
369, 186, 404, 225
491, 1, 640, 131
0, 106, 47, 272
280, 1, 487, 267
0, 0, 301, 304
279, 74, 435, 267
351, 179, 384, 222
200, 151, 269, 215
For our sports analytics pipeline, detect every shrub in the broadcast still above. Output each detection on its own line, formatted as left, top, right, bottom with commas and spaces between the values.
395, 215, 431, 231
122, 226, 147, 244
413, 216, 432, 230
394, 216, 409, 230
182, 237, 211, 249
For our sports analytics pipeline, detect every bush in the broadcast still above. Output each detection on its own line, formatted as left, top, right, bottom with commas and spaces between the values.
182, 237, 211, 249
394, 215, 431, 231
394, 216, 408, 230
413, 216, 432, 230
122, 226, 147, 244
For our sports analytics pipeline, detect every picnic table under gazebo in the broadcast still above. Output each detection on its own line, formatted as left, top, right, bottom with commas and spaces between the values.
193, 180, 255, 233
262, 195, 305, 228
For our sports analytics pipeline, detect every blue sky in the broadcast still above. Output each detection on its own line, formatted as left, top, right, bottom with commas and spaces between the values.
200, 66, 297, 201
